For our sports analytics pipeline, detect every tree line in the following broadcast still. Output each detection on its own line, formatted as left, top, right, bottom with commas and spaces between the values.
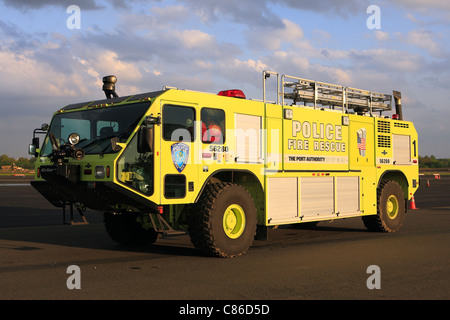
0, 154, 36, 170
418, 155, 449, 169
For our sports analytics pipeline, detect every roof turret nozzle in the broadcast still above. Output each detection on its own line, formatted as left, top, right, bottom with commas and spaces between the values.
102, 75, 119, 99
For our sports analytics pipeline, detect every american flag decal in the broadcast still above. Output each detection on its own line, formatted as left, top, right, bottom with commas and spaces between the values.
357, 128, 367, 156
357, 137, 366, 150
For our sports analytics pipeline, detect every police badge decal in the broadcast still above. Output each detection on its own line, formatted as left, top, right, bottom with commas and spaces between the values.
171, 142, 189, 172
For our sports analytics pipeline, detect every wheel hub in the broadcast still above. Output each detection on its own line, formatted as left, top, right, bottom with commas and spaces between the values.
223, 204, 246, 239
387, 195, 399, 219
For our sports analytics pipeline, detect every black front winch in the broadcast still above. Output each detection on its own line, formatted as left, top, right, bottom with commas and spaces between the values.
40, 164, 80, 184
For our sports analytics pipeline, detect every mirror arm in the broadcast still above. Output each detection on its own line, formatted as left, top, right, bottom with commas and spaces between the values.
144, 115, 161, 126
29, 124, 48, 157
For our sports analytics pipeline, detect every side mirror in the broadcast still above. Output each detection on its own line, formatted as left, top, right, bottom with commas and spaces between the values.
28, 137, 40, 157
29, 124, 48, 157
137, 126, 154, 153
28, 144, 37, 156
32, 137, 40, 148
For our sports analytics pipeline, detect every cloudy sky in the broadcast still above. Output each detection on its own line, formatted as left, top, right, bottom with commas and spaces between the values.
0, 0, 449, 159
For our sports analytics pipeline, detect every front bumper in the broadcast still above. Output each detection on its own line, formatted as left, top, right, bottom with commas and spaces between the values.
32, 164, 157, 213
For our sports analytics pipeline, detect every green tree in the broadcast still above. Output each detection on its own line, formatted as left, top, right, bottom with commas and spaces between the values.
0, 154, 15, 165
419, 155, 450, 169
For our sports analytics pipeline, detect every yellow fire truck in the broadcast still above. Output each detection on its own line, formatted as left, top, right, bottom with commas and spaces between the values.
29, 71, 419, 257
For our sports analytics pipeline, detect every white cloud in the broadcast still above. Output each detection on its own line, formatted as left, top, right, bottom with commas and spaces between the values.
180, 0, 284, 27
403, 29, 444, 57
312, 29, 332, 44
374, 30, 389, 41
175, 29, 215, 49
119, 5, 189, 32
348, 48, 426, 73
394, 0, 450, 26
88, 50, 142, 82
245, 18, 316, 57
0, 49, 83, 98
150, 4, 188, 23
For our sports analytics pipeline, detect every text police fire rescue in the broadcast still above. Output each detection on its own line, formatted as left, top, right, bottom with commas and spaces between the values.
288, 120, 346, 152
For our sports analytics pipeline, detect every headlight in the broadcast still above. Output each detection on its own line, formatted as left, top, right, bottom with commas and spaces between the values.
95, 165, 105, 179
68, 133, 80, 145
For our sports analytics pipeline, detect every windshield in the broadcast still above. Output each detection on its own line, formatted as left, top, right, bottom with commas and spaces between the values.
41, 102, 150, 157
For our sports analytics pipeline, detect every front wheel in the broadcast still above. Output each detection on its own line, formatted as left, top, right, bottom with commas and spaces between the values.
363, 180, 405, 232
188, 183, 257, 258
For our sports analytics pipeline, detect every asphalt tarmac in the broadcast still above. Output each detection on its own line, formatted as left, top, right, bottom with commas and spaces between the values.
0, 174, 449, 302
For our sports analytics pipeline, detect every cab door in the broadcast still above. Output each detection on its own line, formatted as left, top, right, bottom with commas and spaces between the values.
159, 102, 198, 204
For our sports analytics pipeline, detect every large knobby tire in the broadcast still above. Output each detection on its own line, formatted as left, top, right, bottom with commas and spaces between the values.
104, 212, 159, 246
188, 183, 257, 258
363, 180, 405, 233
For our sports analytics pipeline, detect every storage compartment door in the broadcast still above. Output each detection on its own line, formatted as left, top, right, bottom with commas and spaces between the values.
300, 177, 334, 218
267, 177, 298, 224
393, 134, 411, 165
335, 176, 360, 215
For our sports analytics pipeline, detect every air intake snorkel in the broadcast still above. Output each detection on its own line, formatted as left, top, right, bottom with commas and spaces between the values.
102, 75, 119, 99
393, 90, 403, 120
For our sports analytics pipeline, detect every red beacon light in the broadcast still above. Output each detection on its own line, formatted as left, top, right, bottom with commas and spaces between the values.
218, 89, 246, 99
392, 114, 399, 120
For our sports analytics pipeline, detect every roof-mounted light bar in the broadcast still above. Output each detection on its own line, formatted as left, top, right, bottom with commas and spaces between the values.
218, 89, 246, 99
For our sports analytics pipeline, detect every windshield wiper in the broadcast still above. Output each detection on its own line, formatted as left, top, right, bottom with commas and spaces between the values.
98, 138, 118, 157
79, 136, 114, 151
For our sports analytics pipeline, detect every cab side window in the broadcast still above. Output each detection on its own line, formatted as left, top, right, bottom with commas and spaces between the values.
201, 108, 225, 144
163, 105, 195, 142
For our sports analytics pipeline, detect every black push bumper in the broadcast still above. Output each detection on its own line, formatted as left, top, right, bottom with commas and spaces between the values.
32, 164, 158, 213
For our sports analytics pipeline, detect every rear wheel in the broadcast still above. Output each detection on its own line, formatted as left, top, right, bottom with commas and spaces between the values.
104, 212, 159, 245
188, 183, 257, 258
363, 180, 405, 232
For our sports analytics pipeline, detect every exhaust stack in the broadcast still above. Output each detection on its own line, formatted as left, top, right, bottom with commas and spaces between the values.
393, 90, 403, 120
102, 75, 119, 99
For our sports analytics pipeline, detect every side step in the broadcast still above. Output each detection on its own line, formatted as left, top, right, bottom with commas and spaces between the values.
148, 213, 185, 236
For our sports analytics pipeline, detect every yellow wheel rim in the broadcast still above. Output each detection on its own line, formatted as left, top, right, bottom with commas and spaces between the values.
387, 195, 399, 219
223, 204, 246, 239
